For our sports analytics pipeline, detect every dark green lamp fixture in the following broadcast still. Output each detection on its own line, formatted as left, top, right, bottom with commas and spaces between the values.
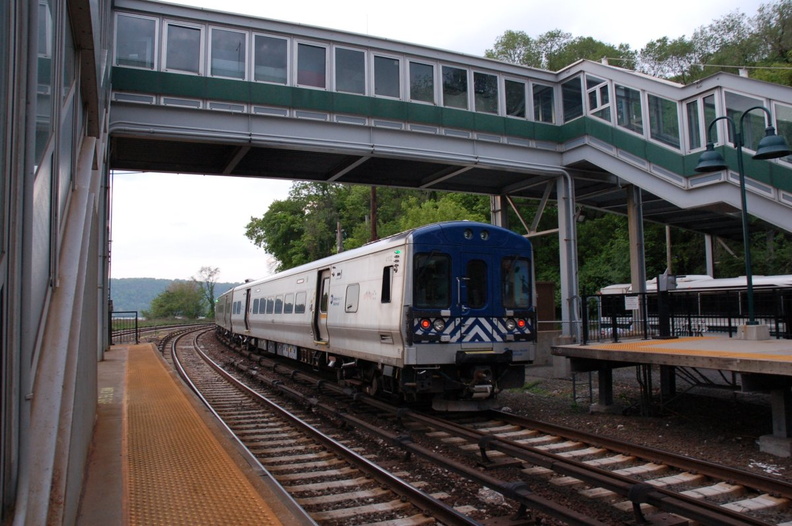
694, 105, 791, 326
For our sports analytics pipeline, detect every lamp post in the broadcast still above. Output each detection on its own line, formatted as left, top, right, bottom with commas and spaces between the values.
695, 105, 791, 330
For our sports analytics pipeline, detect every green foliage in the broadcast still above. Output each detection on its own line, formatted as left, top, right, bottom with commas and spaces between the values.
486, 29, 635, 71
141, 281, 207, 319
194, 266, 220, 318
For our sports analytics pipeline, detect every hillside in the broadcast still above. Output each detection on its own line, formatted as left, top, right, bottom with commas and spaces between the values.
110, 278, 239, 313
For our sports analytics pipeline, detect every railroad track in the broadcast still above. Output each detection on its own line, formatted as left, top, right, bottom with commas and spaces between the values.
170, 328, 482, 526
213, 331, 792, 526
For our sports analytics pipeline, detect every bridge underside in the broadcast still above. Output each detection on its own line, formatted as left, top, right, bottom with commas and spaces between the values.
110, 134, 747, 240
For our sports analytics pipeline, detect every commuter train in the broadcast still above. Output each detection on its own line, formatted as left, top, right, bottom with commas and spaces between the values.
215, 221, 536, 410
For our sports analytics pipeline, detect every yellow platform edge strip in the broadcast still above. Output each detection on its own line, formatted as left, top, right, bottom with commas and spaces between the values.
124, 344, 282, 526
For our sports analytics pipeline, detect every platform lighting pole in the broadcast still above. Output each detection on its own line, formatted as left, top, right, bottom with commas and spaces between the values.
695, 105, 791, 326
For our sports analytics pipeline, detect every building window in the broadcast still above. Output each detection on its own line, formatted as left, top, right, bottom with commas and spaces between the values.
648, 94, 680, 148
297, 43, 326, 88
165, 22, 202, 74
505, 80, 526, 118
410, 61, 434, 103
211, 28, 245, 79
115, 14, 156, 69
532, 83, 554, 123
374, 55, 400, 98
616, 85, 642, 134
442, 66, 467, 109
254, 35, 287, 84
335, 47, 365, 94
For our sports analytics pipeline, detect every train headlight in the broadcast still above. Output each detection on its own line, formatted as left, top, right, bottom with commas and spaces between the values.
433, 319, 446, 332
420, 318, 432, 330
505, 318, 516, 331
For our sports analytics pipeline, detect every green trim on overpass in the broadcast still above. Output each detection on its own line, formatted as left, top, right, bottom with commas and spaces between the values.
111, 67, 792, 193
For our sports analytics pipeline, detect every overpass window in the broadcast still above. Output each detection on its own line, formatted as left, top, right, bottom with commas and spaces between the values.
374, 55, 400, 98
474, 72, 498, 114
726, 91, 764, 151
254, 35, 287, 84
165, 22, 202, 74
774, 103, 792, 163
442, 66, 468, 109
297, 43, 326, 88
532, 83, 554, 123
409, 61, 434, 103
211, 28, 246, 79
616, 85, 642, 133
686, 100, 701, 150
648, 94, 680, 148
335, 48, 365, 94
115, 14, 156, 69
505, 80, 525, 118
562, 77, 583, 122
586, 75, 610, 121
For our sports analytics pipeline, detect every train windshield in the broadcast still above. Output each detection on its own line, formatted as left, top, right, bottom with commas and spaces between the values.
502, 257, 531, 308
414, 253, 451, 308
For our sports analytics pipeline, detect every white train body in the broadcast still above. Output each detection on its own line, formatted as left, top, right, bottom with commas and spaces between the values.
216, 221, 537, 410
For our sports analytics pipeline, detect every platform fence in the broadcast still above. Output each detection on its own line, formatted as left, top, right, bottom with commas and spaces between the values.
582, 287, 792, 344
111, 310, 139, 344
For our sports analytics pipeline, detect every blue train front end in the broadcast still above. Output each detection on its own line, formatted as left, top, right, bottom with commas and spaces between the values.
401, 222, 536, 410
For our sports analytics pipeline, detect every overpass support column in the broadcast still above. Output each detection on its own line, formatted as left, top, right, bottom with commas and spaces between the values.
626, 185, 647, 294
557, 173, 580, 341
490, 195, 507, 228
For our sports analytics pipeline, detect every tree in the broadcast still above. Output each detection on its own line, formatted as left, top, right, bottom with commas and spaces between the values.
194, 266, 220, 318
142, 281, 205, 319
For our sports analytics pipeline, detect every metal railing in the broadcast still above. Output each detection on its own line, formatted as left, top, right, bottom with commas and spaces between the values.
582, 287, 792, 344
111, 310, 139, 344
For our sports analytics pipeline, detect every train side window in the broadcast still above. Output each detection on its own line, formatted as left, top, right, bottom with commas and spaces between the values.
252, 298, 259, 314
320, 277, 330, 313
345, 284, 360, 312
295, 291, 307, 313
502, 257, 532, 308
254, 34, 288, 84
275, 295, 284, 314
284, 293, 294, 314
297, 42, 326, 88
381, 266, 392, 303
467, 260, 487, 309
414, 253, 451, 309
266, 297, 274, 314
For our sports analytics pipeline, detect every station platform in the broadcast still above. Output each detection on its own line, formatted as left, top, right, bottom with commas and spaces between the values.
76, 343, 312, 525
553, 335, 792, 457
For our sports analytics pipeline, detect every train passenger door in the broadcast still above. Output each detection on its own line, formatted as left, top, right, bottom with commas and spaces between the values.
243, 288, 251, 331
454, 255, 491, 341
313, 269, 330, 343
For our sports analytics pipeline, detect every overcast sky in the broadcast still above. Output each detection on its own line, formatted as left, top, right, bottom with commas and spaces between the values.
110, 0, 767, 284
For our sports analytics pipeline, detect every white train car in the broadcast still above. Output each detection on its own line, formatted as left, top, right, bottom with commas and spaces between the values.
216, 221, 537, 410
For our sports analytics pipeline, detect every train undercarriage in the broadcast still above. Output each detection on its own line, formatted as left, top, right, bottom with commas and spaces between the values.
217, 328, 526, 411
